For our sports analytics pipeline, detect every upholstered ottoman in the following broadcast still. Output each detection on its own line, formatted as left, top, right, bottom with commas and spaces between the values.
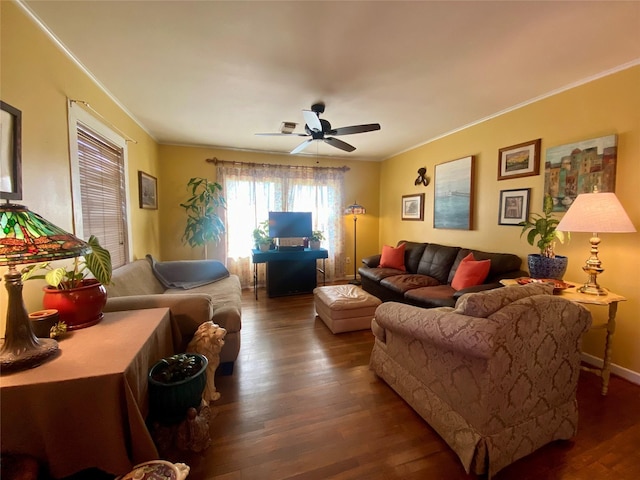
313, 284, 382, 333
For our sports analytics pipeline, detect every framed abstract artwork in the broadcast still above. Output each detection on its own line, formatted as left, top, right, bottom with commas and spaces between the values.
0, 101, 22, 200
498, 138, 540, 180
401, 193, 424, 221
138, 171, 158, 209
498, 188, 530, 226
544, 134, 617, 212
434, 155, 475, 230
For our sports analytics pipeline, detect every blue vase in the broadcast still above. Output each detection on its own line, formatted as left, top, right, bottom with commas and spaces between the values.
527, 254, 568, 280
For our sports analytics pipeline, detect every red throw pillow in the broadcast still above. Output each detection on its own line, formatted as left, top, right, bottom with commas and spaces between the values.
379, 243, 406, 271
451, 253, 491, 290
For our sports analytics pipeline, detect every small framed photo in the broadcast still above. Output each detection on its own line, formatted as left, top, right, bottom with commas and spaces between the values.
401, 193, 424, 221
498, 188, 530, 225
498, 138, 541, 180
138, 171, 158, 209
0, 101, 22, 200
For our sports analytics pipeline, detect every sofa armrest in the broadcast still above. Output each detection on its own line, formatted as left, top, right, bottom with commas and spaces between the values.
362, 254, 381, 267
104, 293, 213, 344
374, 302, 496, 359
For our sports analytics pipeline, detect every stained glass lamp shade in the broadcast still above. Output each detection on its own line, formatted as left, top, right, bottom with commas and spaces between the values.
0, 203, 91, 371
344, 202, 365, 285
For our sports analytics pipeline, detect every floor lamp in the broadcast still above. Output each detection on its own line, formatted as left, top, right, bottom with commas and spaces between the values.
345, 202, 365, 285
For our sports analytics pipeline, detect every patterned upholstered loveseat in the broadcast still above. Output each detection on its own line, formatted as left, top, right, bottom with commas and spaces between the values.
369, 283, 591, 477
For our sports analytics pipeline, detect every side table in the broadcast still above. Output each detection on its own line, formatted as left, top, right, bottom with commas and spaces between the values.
559, 282, 626, 396
501, 279, 626, 395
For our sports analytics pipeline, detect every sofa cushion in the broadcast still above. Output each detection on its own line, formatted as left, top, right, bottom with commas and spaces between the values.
147, 255, 230, 289
107, 260, 165, 297
398, 241, 428, 273
359, 266, 408, 283
451, 253, 491, 290
380, 274, 440, 294
404, 284, 457, 308
448, 248, 522, 284
454, 282, 554, 318
379, 243, 406, 270
416, 244, 461, 284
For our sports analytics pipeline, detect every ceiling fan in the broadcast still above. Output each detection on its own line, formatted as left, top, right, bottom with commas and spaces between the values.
256, 102, 381, 154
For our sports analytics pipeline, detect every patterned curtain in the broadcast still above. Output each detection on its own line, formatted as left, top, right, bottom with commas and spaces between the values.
217, 162, 346, 288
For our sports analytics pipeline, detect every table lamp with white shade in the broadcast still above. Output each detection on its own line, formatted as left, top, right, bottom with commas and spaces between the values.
556, 191, 636, 295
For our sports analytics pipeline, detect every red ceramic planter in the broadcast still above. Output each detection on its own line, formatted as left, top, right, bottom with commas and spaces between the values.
42, 279, 107, 330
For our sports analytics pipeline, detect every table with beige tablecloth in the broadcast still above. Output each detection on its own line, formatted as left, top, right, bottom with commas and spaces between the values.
1, 308, 177, 478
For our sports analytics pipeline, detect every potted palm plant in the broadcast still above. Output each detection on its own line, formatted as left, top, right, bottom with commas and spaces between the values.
21, 235, 112, 330
519, 194, 568, 279
180, 177, 226, 259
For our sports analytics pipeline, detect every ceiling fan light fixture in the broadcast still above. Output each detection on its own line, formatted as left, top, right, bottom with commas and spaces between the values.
280, 122, 297, 134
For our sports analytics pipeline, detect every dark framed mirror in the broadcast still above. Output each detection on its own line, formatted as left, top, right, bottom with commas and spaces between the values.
1, 101, 22, 200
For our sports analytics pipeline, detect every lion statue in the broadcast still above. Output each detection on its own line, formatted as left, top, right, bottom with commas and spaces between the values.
186, 321, 226, 403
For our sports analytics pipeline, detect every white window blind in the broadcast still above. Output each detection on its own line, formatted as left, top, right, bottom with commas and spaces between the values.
76, 125, 128, 268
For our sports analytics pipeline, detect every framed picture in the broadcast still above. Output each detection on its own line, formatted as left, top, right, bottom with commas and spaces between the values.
401, 193, 424, 221
544, 134, 617, 212
434, 155, 475, 230
138, 171, 158, 209
498, 188, 530, 226
498, 138, 540, 180
0, 101, 22, 200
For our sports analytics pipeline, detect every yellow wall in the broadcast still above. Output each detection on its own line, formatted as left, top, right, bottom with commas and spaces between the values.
0, 1, 161, 330
380, 65, 640, 374
157, 145, 380, 264
3, 0, 640, 377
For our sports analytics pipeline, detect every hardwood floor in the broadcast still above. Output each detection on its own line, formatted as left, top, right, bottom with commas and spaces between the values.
169, 288, 640, 480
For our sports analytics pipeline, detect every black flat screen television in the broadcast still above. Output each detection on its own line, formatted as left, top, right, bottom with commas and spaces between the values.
268, 211, 313, 238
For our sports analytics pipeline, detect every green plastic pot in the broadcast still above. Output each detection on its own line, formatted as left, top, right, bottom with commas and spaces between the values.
148, 353, 208, 424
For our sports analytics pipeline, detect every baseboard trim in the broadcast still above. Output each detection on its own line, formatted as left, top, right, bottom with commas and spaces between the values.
581, 352, 640, 386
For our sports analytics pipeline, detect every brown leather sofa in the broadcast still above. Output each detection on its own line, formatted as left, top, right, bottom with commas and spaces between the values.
359, 241, 527, 308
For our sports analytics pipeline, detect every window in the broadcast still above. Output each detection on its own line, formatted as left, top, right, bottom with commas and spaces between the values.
68, 102, 131, 268
217, 163, 346, 287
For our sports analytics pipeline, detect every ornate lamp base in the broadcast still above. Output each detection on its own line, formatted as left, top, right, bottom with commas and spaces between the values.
0, 338, 59, 371
0, 267, 59, 373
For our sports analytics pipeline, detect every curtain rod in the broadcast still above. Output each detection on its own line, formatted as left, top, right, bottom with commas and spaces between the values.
68, 99, 138, 144
206, 157, 350, 172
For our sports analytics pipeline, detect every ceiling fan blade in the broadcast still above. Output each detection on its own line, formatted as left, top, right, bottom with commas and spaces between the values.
330, 123, 381, 136
255, 132, 308, 136
290, 138, 314, 154
324, 137, 356, 152
302, 109, 322, 132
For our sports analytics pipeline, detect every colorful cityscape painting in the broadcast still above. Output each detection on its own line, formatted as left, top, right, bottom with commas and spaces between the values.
544, 135, 617, 212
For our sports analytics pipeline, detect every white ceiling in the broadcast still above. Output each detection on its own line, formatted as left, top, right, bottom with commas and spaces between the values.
22, 1, 640, 161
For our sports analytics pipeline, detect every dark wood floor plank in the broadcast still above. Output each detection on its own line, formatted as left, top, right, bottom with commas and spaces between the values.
169, 288, 640, 480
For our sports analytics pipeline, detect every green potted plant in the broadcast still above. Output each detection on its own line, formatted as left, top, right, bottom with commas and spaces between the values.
252, 220, 272, 251
21, 235, 112, 330
519, 194, 568, 279
148, 353, 208, 424
180, 177, 226, 259
309, 230, 325, 250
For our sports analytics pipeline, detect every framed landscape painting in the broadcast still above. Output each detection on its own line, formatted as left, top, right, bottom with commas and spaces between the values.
138, 171, 158, 209
498, 138, 540, 180
434, 155, 475, 230
544, 134, 617, 212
